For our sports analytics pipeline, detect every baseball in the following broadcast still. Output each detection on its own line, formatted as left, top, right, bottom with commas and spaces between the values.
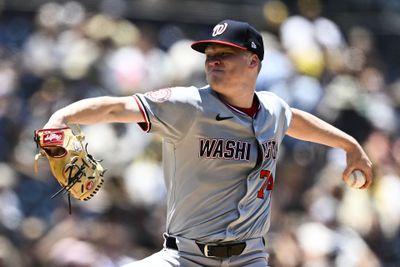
345, 170, 366, 189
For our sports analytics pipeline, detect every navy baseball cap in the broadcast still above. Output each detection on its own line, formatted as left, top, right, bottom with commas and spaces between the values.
191, 19, 264, 60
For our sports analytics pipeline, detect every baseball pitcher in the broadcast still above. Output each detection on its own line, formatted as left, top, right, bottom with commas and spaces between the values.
40, 20, 373, 267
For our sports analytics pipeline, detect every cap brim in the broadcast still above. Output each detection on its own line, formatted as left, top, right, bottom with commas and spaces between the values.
191, 40, 247, 53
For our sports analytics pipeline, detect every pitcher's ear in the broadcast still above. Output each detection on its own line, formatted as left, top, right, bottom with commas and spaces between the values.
248, 54, 259, 68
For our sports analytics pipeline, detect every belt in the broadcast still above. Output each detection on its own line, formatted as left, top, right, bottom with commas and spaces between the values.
165, 236, 246, 258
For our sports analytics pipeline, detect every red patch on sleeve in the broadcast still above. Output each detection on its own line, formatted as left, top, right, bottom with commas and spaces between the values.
144, 88, 171, 103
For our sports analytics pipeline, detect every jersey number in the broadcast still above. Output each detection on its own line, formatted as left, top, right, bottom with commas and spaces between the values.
257, 170, 274, 199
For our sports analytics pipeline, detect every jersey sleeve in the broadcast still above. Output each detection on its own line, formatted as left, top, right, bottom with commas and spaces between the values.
133, 86, 200, 142
259, 91, 292, 143
276, 94, 292, 135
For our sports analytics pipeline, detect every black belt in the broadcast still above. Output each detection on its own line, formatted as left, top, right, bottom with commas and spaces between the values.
165, 236, 246, 258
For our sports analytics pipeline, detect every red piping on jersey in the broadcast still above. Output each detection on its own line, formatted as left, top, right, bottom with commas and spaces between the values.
133, 95, 150, 132
221, 96, 260, 118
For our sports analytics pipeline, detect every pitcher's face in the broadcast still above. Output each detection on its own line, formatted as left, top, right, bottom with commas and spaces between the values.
204, 44, 254, 91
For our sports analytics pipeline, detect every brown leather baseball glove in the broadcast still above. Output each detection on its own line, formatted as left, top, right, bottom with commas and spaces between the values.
34, 126, 105, 204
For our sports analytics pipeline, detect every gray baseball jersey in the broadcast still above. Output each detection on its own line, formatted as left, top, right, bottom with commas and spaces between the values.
133, 85, 292, 243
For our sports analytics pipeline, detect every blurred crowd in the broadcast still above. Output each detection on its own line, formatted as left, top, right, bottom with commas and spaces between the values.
0, 0, 399, 266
